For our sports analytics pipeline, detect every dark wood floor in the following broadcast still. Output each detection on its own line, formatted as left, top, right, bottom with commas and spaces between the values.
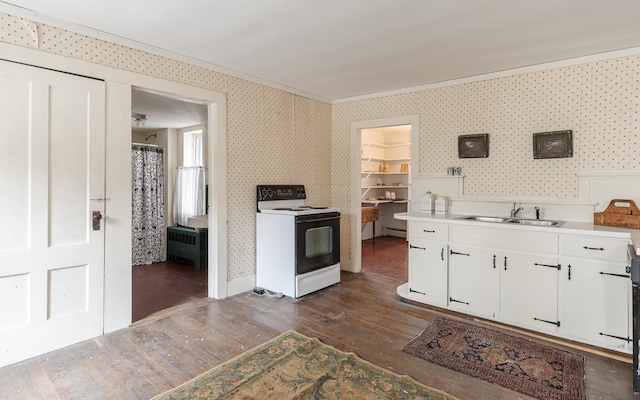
132, 235, 406, 322
132, 259, 208, 322
0, 268, 636, 399
361, 235, 408, 281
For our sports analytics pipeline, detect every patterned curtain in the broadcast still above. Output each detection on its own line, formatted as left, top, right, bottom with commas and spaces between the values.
132, 145, 165, 265
174, 167, 206, 226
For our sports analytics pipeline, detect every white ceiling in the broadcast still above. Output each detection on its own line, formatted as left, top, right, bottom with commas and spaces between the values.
131, 89, 207, 132
3, 0, 640, 103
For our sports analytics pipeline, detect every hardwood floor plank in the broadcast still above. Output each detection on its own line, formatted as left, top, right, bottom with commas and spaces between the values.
0, 271, 636, 399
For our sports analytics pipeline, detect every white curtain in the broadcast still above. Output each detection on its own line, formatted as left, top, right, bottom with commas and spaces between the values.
132, 145, 165, 265
174, 167, 206, 226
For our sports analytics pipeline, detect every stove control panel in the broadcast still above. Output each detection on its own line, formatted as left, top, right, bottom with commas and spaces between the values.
257, 185, 306, 201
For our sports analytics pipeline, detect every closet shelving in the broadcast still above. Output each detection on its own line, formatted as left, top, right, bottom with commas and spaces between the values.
361, 141, 411, 206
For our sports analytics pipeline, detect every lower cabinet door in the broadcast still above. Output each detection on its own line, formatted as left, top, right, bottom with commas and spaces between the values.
408, 240, 448, 307
500, 252, 559, 333
561, 258, 630, 352
448, 245, 499, 319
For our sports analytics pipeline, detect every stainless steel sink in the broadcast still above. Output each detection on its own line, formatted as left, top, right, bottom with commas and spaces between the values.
457, 215, 564, 227
459, 216, 512, 223
510, 219, 564, 227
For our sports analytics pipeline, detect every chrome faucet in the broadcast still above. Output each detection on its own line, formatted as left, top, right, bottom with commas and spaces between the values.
510, 203, 524, 218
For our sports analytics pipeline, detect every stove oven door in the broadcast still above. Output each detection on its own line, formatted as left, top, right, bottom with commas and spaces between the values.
295, 212, 340, 275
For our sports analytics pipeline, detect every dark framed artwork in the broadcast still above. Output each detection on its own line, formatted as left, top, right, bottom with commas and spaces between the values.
533, 130, 573, 159
458, 134, 489, 158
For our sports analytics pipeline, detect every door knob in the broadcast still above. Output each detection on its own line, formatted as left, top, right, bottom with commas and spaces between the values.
92, 211, 103, 230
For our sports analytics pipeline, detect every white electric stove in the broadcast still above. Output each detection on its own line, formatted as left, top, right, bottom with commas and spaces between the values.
256, 185, 340, 298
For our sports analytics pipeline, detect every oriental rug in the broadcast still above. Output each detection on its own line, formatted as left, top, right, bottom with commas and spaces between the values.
153, 330, 458, 399
402, 317, 586, 400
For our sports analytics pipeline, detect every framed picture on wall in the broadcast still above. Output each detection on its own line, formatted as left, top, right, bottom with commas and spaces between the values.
458, 134, 489, 158
533, 130, 573, 159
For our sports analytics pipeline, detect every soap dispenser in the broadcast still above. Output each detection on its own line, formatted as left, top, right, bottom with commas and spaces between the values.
421, 191, 435, 213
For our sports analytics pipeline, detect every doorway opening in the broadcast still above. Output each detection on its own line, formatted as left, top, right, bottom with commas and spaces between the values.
360, 125, 411, 281
350, 115, 419, 281
130, 88, 209, 322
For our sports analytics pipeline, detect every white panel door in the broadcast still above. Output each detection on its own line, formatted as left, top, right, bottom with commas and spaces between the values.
0, 60, 105, 367
448, 245, 499, 319
407, 240, 448, 307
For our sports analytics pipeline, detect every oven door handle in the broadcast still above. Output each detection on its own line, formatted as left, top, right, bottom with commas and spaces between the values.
296, 216, 341, 224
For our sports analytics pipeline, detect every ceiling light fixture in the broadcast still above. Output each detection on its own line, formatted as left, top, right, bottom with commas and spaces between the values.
132, 113, 148, 127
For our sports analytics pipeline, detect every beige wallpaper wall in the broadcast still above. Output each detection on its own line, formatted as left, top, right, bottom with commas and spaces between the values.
0, 13, 332, 282
333, 56, 640, 265
3, 12, 639, 281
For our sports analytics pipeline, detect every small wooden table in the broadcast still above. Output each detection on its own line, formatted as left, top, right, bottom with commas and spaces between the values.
361, 206, 379, 244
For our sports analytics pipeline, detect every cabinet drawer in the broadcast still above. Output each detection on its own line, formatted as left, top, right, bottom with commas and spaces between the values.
560, 235, 628, 263
409, 221, 448, 241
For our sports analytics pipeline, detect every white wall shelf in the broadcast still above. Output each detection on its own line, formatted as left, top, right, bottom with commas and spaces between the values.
361, 129, 411, 240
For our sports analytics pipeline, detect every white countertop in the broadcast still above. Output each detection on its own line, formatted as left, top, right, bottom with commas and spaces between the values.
395, 211, 640, 255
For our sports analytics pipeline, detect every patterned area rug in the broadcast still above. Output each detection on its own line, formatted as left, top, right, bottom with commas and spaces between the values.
403, 317, 586, 400
153, 330, 458, 399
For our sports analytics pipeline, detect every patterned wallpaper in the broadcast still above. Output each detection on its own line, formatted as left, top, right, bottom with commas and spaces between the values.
0, 12, 331, 282
2, 12, 639, 279
333, 56, 640, 265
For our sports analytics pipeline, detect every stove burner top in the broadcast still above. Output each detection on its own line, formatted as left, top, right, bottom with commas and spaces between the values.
299, 206, 329, 209
273, 207, 305, 211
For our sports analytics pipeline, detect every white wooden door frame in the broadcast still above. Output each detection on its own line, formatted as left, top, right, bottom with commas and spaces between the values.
349, 115, 419, 272
0, 43, 228, 336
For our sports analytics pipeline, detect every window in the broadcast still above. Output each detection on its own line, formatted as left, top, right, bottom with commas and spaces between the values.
182, 127, 203, 167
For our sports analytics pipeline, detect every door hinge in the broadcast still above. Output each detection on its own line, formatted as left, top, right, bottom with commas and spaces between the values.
449, 297, 469, 305
450, 250, 470, 257
409, 244, 426, 250
534, 262, 561, 270
599, 332, 632, 343
533, 317, 560, 327
599, 272, 630, 279
409, 288, 426, 296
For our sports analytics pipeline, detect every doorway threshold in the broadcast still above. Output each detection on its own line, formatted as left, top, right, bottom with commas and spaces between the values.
130, 297, 212, 327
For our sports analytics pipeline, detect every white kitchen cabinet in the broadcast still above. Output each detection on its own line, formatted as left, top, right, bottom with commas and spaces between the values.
396, 212, 635, 354
499, 252, 560, 333
407, 239, 448, 307
560, 235, 631, 352
448, 244, 499, 319
449, 225, 558, 324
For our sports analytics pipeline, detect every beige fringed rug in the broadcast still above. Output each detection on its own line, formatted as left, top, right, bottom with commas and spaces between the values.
153, 330, 458, 399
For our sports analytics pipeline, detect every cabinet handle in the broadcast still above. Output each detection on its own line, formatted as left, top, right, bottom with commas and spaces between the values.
533, 317, 561, 327
423, 229, 436, 233
599, 272, 630, 279
441, 248, 444, 261
599, 332, 632, 343
504, 256, 508, 271
583, 246, 604, 251
449, 297, 469, 305
492, 255, 496, 269
534, 262, 561, 270
568, 264, 572, 281
450, 250, 470, 257
409, 244, 426, 250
